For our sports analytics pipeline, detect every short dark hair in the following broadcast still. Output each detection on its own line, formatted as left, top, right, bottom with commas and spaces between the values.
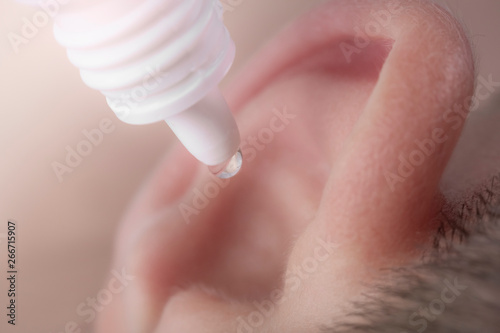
323, 174, 500, 333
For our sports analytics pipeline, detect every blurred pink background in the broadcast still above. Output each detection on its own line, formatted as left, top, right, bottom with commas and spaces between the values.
0, 0, 499, 332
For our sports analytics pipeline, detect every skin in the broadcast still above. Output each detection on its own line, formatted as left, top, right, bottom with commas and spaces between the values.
95, 1, 475, 332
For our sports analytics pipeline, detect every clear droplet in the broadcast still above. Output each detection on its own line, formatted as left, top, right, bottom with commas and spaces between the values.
209, 149, 243, 179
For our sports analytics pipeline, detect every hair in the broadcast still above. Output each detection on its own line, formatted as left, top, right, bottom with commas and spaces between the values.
322, 172, 500, 332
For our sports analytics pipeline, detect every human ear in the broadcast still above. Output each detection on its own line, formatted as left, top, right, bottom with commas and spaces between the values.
94, 1, 475, 332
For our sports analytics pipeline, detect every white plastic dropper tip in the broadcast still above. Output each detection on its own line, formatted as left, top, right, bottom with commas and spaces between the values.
209, 149, 243, 179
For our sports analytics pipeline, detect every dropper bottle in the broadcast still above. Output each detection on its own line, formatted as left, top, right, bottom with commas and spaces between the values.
20, 0, 242, 178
